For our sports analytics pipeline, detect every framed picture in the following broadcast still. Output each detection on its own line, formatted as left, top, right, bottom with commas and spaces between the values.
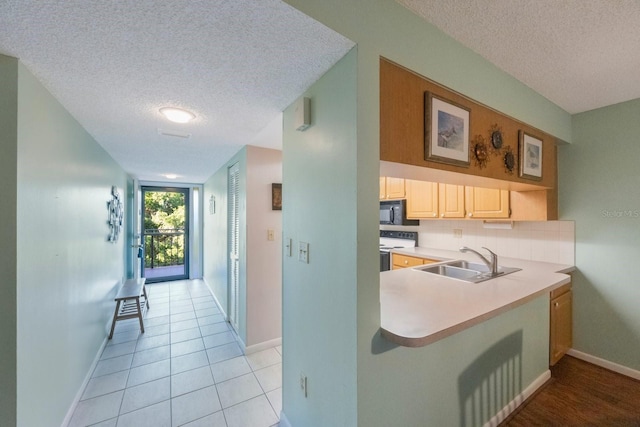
519, 131, 543, 180
271, 183, 282, 210
425, 92, 470, 167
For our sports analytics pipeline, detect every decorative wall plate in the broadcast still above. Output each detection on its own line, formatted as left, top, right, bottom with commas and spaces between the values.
503, 146, 515, 174
491, 130, 503, 149
471, 135, 489, 169
488, 123, 503, 155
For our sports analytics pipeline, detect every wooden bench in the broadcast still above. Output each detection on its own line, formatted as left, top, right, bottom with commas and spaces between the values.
109, 278, 149, 339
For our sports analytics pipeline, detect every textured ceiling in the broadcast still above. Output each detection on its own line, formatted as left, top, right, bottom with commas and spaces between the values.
398, 0, 640, 115
0, 1, 354, 183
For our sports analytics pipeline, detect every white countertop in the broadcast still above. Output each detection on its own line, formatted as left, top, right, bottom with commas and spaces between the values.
380, 247, 575, 347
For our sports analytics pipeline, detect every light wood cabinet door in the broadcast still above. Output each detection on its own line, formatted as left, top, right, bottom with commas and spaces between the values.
438, 184, 465, 218
550, 289, 572, 366
406, 179, 438, 219
380, 177, 405, 199
465, 187, 510, 219
392, 253, 439, 269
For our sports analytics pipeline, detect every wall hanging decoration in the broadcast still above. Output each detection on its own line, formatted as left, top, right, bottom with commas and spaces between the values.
272, 183, 282, 210
503, 146, 515, 174
107, 186, 124, 242
425, 92, 470, 167
519, 130, 543, 180
471, 134, 489, 169
488, 124, 504, 156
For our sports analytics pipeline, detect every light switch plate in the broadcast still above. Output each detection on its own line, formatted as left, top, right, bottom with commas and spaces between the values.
285, 238, 292, 257
298, 241, 309, 263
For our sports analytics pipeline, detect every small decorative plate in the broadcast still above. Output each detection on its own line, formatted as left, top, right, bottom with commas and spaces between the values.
491, 130, 503, 149
488, 124, 504, 155
471, 135, 489, 169
504, 146, 515, 174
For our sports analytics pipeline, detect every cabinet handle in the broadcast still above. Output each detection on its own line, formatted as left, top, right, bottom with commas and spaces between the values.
468, 212, 473, 217
404, 260, 408, 265
433, 213, 437, 217
440, 213, 444, 218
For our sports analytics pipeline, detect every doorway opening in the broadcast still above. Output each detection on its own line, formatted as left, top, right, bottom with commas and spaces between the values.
141, 186, 190, 283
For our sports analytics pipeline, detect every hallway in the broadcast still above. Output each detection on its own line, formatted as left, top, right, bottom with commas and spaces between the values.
68, 280, 281, 427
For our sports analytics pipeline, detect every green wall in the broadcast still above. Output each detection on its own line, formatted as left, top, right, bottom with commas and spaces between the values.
0, 54, 18, 427
560, 99, 640, 370
13, 59, 128, 426
281, 0, 574, 425
282, 48, 359, 426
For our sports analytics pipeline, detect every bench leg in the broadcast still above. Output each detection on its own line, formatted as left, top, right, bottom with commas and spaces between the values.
135, 296, 145, 334
142, 284, 149, 309
108, 300, 122, 339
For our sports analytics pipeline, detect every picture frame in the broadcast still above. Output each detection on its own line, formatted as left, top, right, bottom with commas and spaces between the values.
271, 183, 282, 210
518, 131, 543, 180
425, 92, 471, 167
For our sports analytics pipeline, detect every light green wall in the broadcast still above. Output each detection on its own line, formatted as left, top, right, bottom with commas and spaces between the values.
560, 99, 640, 370
281, 1, 574, 425
15, 60, 127, 426
0, 54, 18, 427
361, 296, 549, 427
286, 0, 572, 143
282, 48, 359, 426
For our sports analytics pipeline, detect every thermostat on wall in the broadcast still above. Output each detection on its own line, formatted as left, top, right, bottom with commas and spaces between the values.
294, 97, 311, 131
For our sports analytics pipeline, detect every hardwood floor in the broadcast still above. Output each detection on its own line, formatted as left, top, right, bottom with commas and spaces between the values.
500, 356, 640, 426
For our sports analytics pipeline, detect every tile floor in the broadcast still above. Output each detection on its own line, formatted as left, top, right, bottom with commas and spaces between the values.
68, 279, 282, 427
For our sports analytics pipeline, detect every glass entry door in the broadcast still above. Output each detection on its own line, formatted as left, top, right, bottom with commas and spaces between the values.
141, 186, 189, 283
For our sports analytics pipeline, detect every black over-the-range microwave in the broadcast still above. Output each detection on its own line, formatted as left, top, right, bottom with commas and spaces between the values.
379, 199, 419, 226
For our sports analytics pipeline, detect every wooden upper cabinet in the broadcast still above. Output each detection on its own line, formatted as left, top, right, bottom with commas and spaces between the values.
438, 184, 465, 218
465, 187, 510, 219
406, 180, 438, 218
380, 177, 405, 199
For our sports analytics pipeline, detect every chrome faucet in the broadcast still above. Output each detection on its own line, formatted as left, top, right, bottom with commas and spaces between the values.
460, 246, 499, 276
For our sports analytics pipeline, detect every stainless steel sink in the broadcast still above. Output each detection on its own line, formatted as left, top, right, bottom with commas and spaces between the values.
415, 260, 521, 283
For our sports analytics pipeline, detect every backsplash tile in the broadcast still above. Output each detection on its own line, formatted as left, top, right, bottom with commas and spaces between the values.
415, 220, 575, 265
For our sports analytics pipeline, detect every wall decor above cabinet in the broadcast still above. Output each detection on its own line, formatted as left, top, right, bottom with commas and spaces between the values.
471, 134, 489, 169
380, 58, 557, 190
424, 92, 470, 167
519, 130, 543, 181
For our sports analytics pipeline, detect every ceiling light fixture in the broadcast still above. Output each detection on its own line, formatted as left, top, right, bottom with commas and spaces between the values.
159, 107, 195, 124
164, 174, 178, 179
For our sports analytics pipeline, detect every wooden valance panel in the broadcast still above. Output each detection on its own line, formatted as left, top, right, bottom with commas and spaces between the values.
380, 58, 557, 191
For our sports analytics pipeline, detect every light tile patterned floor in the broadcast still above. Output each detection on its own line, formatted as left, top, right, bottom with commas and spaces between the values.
68, 279, 281, 427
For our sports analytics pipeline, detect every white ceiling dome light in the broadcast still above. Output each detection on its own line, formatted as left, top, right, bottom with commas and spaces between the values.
159, 107, 196, 124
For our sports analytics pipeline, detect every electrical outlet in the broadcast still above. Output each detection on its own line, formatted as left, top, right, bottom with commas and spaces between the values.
267, 229, 275, 241
298, 241, 309, 263
453, 229, 463, 238
300, 373, 308, 397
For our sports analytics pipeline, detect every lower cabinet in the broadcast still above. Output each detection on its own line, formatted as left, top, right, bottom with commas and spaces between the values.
392, 253, 438, 270
550, 279, 573, 365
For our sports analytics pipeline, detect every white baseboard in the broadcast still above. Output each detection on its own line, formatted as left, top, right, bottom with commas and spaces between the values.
567, 349, 640, 380
279, 411, 292, 427
61, 333, 109, 427
202, 278, 228, 319
244, 337, 282, 355
484, 369, 551, 427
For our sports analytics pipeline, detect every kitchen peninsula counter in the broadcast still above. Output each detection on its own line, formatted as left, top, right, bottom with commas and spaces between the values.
380, 247, 575, 347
